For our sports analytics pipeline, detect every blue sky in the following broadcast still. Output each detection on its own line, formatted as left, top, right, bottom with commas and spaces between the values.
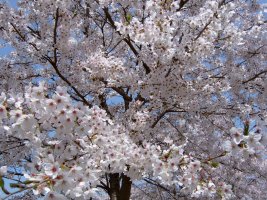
3, 0, 17, 8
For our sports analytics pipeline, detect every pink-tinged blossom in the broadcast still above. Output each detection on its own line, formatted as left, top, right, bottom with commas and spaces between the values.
7, 94, 24, 108
9, 109, 23, 122
230, 127, 243, 144
0, 105, 7, 119
220, 183, 234, 199
0, 166, 7, 176
44, 191, 67, 200
0, 0, 266, 199
223, 140, 240, 156
244, 133, 262, 149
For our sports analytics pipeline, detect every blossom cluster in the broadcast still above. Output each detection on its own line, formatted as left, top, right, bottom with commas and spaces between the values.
0, 85, 200, 199
0, 84, 254, 199
224, 127, 265, 159
0, 0, 266, 199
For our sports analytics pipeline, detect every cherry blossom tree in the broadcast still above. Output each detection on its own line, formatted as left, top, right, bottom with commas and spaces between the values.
0, 0, 267, 199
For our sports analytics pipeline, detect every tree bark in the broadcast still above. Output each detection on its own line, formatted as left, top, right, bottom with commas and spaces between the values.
118, 174, 132, 200
109, 173, 120, 200
108, 173, 132, 200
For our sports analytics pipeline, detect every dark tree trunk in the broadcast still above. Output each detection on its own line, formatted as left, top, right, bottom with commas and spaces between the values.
109, 173, 120, 200
108, 173, 132, 200
118, 175, 132, 200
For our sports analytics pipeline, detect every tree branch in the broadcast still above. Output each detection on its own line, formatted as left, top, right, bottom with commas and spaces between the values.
47, 8, 92, 107
103, 7, 151, 74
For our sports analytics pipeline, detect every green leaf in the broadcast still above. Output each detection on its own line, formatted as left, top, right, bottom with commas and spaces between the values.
0, 176, 10, 194
0, 176, 4, 188
126, 13, 132, 22
210, 162, 220, 168
243, 121, 249, 136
